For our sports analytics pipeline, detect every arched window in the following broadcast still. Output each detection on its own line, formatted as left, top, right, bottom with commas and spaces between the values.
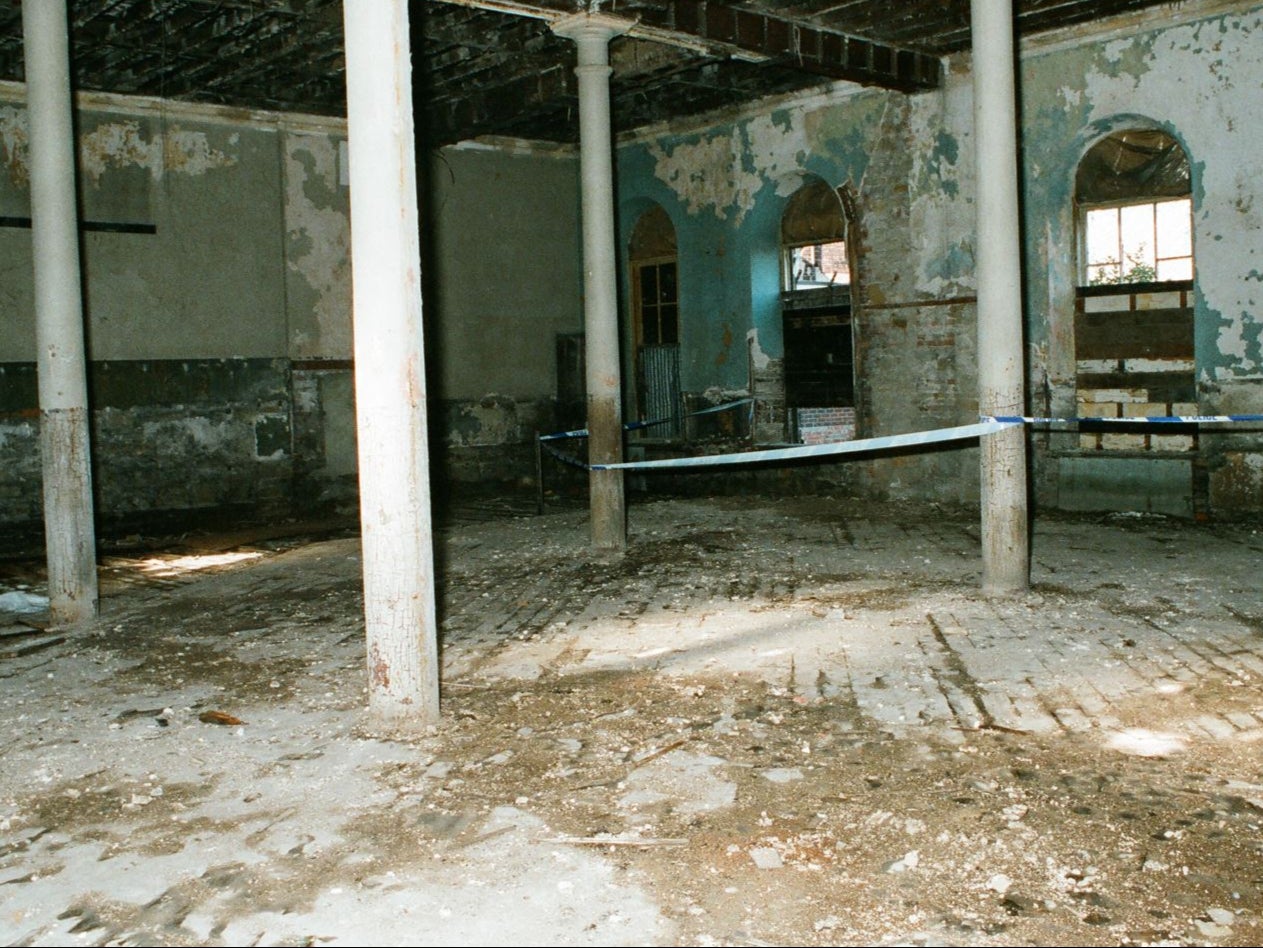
1074, 129, 1196, 454
779, 178, 855, 443
781, 178, 850, 292
629, 205, 680, 439
630, 205, 678, 347
1077, 129, 1192, 286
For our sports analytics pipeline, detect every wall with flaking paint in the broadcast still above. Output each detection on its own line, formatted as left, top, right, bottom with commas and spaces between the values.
0, 97, 309, 530
616, 77, 983, 502
1, 105, 286, 361
617, 95, 888, 399
282, 138, 583, 489
613, 0, 1263, 512
6, 1, 1263, 527
284, 130, 351, 361
0, 86, 585, 532
1018, 3, 1263, 513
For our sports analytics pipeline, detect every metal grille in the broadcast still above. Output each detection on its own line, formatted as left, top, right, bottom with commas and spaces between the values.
639, 345, 681, 440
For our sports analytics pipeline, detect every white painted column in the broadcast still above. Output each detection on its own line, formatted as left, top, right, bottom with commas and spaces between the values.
553, 14, 628, 553
971, 0, 1029, 594
343, 1, 440, 723
22, 1, 98, 625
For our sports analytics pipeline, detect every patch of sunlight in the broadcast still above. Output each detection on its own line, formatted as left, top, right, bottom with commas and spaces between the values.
1105, 728, 1187, 757
138, 550, 265, 577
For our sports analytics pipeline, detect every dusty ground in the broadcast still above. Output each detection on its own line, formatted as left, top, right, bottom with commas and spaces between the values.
3, 491, 1263, 946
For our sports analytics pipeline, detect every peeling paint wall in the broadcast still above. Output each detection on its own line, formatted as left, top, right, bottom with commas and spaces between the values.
621, 94, 892, 399
1022, 5, 1263, 383
284, 132, 351, 360
1019, 3, 1263, 513
614, 1, 1263, 513
0, 104, 28, 190
618, 79, 982, 501
7, 2, 1263, 523
1, 105, 285, 362
287, 140, 582, 490
76, 118, 237, 184
1, 88, 584, 527
0, 95, 313, 529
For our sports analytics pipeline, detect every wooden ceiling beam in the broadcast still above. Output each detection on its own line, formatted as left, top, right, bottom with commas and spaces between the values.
639, 1, 940, 91
424, 61, 578, 145
433, 0, 941, 91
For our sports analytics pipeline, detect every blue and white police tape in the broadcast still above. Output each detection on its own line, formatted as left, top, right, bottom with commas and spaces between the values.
624, 397, 755, 433
985, 414, 1263, 425
589, 420, 1017, 472
539, 440, 592, 469
691, 396, 755, 415
538, 427, 592, 443
537, 397, 756, 443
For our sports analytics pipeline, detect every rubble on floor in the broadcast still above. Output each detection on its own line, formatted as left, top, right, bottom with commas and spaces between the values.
2, 495, 1263, 946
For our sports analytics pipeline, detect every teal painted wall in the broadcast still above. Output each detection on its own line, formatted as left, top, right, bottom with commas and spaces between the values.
616, 95, 890, 397
615, 83, 981, 500
611, 1, 1263, 510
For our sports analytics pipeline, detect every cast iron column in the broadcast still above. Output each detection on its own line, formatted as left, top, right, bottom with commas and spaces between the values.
971, 0, 1030, 594
343, 0, 440, 723
22, 0, 99, 624
553, 13, 629, 553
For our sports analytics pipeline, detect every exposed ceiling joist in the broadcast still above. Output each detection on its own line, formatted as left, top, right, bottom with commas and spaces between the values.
435, 0, 942, 92
0, 1, 1201, 145
641, 2, 940, 91
426, 62, 578, 143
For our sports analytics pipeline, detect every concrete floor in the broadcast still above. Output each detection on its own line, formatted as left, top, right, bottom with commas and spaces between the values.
2, 493, 1263, 946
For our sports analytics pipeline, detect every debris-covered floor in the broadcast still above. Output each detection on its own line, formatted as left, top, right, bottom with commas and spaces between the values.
3, 493, 1263, 947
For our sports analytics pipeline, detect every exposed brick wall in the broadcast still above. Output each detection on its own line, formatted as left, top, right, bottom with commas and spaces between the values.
796, 406, 856, 444
844, 98, 980, 503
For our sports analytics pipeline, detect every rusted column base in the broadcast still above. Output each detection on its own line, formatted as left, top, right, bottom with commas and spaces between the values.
587, 392, 626, 552
40, 407, 99, 625
589, 469, 626, 552
981, 423, 1029, 595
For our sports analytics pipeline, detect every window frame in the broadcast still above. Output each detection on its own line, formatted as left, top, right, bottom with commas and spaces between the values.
782, 238, 850, 294
1078, 195, 1193, 287
631, 255, 679, 349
